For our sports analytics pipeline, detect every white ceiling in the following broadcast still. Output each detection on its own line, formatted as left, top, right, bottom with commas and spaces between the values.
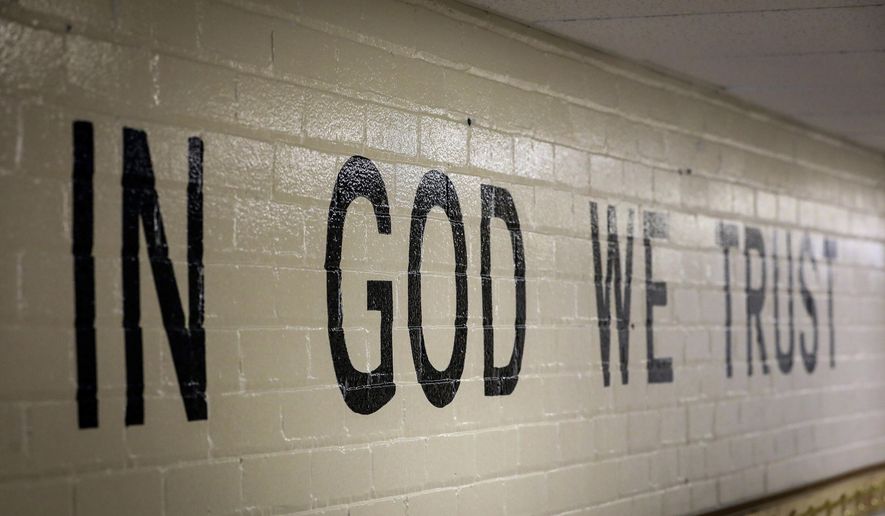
462, 0, 885, 153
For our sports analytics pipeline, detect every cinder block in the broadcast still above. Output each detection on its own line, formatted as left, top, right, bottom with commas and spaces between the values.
66, 36, 154, 109
281, 388, 347, 445
660, 407, 687, 445
117, 0, 198, 51
470, 127, 513, 175
236, 75, 304, 134
234, 197, 303, 258
628, 411, 660, 453
680, 174, 711, 210
653, 167, 682, 206
203, 132, 274, 192
311, 445, 373, 505
618, 453, 651, 495
164, 461, 241, 516
366, 104, 418, 157
125, 397, 209, 462
565, 104, 608, 152
534, 188, 574, 231
513, 137, 553, 183
0, 403, 27, 475
632, 491, 665, 516
272, 22, 338, 83
549, 464, 594, 510
243, 452, 311, 511
672, 287, 701, 324
203, 264, 278, 325
155, 55, 237, 121
690, 479, 718, 512
420, 117, 468, 166
651, 448, 681, 489
76, 470, 162, 516
713, 401, 740, 437
425, 433, 477, 487
558, 418, 595, 464
733, 185, 756, 217
0, 176, 67, 251
475, 428, 519, 477
777, 194, 799, 224
707, 180, 734, 214
679, 444, 706, 481
0, 327, 74, 401
518, 423, 560, 472
0, 481, 73, 516
241, 328, 310, 390
705, 439, 734, 476
274, 144, 342, 204
553, 144, 589, 190
209, 393, 286, 456
662, 485, 692, 516
503, 473, 548, 516
458, 480, 506, 516
29, 399, 128, 470
407, 488, 459, 516
595, 414, 629, 458
205, 329, 242, 395
304, 91, 365, 145
200, 1, 272, 67
274, 267, 328, 325
0, 21, 64, 94
589, 155, 625, 196
372, 438, 426, 495
623, 161, 654, 201
689, 403, 715, 441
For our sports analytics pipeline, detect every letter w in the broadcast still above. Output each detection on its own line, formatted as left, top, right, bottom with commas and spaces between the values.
590, 202, 634, 386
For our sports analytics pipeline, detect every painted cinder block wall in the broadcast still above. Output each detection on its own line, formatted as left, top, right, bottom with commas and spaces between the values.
1, 0, 884, 514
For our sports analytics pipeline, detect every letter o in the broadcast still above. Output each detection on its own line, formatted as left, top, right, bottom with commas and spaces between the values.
408, 169, 468, 408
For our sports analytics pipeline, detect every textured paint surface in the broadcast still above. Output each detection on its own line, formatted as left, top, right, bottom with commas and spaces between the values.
0, 0, 884, 515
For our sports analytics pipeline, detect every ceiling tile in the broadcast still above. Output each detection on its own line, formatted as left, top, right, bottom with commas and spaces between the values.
465, 0, 885, 151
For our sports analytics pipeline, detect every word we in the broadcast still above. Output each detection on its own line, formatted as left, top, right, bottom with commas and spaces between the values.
586, 204, 674, 386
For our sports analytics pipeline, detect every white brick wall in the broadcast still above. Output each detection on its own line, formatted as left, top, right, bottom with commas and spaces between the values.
0, 0, 883, 514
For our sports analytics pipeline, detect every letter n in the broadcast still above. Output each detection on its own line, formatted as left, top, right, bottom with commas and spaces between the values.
121, 128, 207, 425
